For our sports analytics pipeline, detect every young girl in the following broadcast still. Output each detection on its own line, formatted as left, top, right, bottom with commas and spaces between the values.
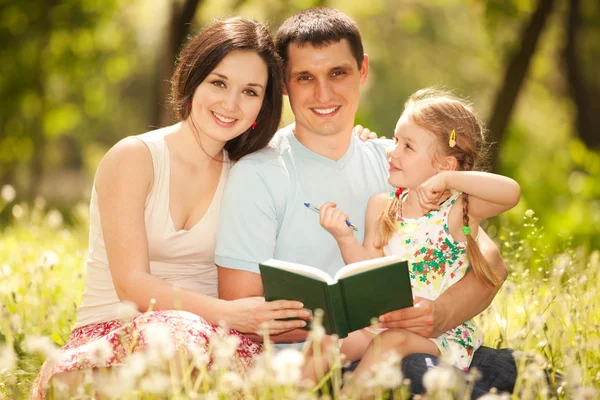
319, 88, 520, 376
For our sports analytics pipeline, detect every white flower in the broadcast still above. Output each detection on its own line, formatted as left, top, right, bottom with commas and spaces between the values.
138, 371, 170, 394
23, 335, 59, 362
45, 209, 63, 228
571, 387, 599, 400
423, 364, 465, 395
12, 204, 24, 219
307, 324, 325, 343
204, 390, 219, 400
10, 314, 21, 332
271, 348, 305, 385
39, 251, 59, 269
121, 352, 147, 379
1, 185, 16, 203
478, 392, 511, 400
189, 345, 210, 369
115, 301, 140, 320
212, 334, 240, 366
0, 264, 11, 277
525, 209, 535, 218
144, 323, 175, 364
220, 371, 244, 392
0, 344, 16, 371
88, 339, 112, 365
369, 350, 402, 389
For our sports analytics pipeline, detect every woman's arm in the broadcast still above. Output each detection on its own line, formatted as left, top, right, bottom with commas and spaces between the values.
319, 193, 386, 264
95, 137, 308, 335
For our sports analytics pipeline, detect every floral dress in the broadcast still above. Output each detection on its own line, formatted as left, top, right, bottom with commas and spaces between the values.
383, 191, 483, 370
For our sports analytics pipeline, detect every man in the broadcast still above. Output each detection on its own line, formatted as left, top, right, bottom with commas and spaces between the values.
215, 7, 516, 397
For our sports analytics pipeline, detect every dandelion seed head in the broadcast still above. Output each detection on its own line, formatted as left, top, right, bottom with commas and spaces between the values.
423, 365, 465, 394
220, 371, 244, 392
212, 334, 240, 365
12, 204, 24, 219
0, 264, 11, 277
1, 185, 16, 203
39, 251, 60, 269
525, 209, 535, 218
116, 301, 140, 320
0, 344, 16, 371
144, 323, 175, 364
189, 345, 210, 369
572, 387, 599, 400
308, 324, 325, 342
271, 348, 304, 385
138, 371, 170, 394
45, 209, 63, 229
565, 365, 583, 387
88, 339, 112, 365
23, 335, 59, 362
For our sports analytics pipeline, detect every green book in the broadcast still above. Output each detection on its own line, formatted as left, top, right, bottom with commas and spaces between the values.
259, 256, 413, 338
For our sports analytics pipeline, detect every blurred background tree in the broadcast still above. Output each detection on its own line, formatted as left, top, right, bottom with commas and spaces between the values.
0, 0, 598, 249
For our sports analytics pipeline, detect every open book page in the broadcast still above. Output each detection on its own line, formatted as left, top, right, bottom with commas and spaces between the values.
260, 259, 335, 285
333, 255, 405, 281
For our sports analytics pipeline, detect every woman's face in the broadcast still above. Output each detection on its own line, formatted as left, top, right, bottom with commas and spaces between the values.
190, 50, 268, 146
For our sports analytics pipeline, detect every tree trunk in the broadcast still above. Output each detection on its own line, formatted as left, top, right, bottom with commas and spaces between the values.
564, 0, 599, 149
152, 0, 202, 129
487, 0, 556, 170
29, 0, 54, 198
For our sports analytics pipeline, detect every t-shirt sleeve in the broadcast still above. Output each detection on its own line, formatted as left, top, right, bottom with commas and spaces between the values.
215, 160, 278, 274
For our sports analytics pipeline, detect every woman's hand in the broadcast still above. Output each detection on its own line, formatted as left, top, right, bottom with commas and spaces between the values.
416, 173, 449, 212
225, 297, 310, 336
319, 202, 355, 240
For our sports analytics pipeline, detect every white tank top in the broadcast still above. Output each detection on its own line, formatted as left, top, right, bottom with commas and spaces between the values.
74, 131, 230, 328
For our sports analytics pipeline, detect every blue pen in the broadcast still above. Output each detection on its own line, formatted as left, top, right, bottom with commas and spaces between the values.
304, 202, 358, 231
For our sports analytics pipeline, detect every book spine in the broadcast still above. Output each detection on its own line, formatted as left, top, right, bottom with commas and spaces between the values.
327, 283, 349, 338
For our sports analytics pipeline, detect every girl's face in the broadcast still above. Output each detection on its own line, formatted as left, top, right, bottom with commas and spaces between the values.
190, 50, 268, 146
387, 112, 441, 189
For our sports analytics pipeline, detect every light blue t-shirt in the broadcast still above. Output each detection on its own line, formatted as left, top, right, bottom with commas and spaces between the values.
215, 125, 394, 277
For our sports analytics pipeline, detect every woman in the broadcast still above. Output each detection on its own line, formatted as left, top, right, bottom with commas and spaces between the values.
31, 17, 308, 398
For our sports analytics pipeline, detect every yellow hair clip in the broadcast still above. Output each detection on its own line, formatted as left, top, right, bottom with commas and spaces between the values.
449, 129, 456, 147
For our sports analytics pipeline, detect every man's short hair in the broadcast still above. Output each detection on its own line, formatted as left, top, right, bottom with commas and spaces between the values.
275, 7, 364, 74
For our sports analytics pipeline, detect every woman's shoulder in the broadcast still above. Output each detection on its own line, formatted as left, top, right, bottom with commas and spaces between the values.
95, 129, 165, 190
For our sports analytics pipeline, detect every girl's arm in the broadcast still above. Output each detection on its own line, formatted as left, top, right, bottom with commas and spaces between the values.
320, 193, 386, 264
95, 137, 308, 335
418, 171, 520, 225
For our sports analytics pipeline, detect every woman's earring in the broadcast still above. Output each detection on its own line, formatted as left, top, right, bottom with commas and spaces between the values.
251, 121, 257, 129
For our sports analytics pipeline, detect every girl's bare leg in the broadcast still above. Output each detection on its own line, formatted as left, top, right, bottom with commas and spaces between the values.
352, 328, 440, 381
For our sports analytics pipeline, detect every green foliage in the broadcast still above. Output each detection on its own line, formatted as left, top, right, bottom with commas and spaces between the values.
0, 0, 148, 196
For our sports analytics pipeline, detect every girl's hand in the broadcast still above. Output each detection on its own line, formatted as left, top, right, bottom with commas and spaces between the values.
416, 173, 449, 211
226, 297, 310, 336
319, 202, 355, 240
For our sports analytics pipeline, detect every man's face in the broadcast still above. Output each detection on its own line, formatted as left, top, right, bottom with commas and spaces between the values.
283, 40, 368, 138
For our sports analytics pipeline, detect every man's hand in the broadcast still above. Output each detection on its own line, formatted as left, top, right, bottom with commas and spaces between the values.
353, 125, 377, 141
377, 296, 447, 338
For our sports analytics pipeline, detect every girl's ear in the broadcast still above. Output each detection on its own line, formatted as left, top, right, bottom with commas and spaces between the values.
438, 156, 458, 172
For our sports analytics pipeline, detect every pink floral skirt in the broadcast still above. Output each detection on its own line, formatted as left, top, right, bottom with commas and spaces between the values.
30, 310, 262, 399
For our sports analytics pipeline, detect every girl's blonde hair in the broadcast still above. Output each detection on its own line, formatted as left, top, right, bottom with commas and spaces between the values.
377, 88, 501, 287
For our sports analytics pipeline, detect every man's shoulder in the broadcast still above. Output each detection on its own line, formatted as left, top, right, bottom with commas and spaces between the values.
355, 136, 394, 153
233, 125, 294, 167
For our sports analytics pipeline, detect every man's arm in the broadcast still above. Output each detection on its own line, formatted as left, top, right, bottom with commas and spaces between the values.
218, 267, 309, 343
215, 160, 309, 343
378, 229, 507, 337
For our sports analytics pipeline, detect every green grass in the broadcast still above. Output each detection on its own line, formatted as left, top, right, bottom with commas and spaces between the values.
0, 197, 598, 399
